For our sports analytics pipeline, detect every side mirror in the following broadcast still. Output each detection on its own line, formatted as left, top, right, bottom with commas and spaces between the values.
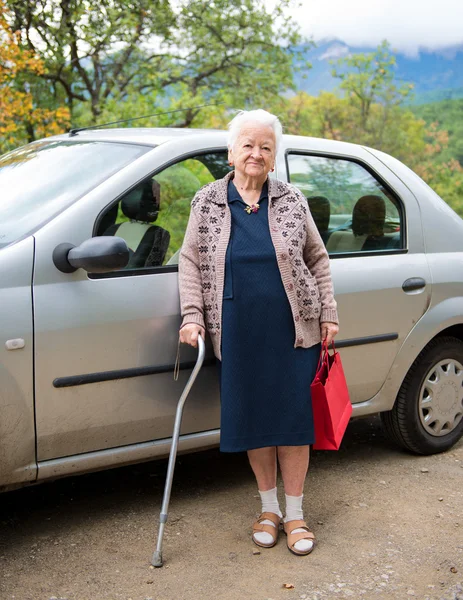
53, 237, 129, 274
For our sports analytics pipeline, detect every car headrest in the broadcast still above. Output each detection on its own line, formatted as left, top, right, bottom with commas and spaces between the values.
352, 195, 385, 237
121, 179, 161, 222
307, 196, 330, 233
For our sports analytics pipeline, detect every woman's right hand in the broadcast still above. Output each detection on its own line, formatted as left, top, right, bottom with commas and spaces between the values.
179, 324, 205, 348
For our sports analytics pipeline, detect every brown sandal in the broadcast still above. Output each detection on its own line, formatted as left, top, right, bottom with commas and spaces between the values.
252, 512, 281, 548
283, 520, 316, 555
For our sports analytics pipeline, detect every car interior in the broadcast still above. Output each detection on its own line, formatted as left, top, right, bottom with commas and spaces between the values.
99, 179, 171, 268
95, 152, 232, 270
308, 193, 401, 253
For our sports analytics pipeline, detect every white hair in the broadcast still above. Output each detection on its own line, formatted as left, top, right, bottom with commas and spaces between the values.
227, 109, 283, 152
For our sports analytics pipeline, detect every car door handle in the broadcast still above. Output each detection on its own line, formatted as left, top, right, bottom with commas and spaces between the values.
402, 277, 426, 293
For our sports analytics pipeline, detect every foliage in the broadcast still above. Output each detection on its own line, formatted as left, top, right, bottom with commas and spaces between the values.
411, 87, 463, 105
155, 163, 206, 260
282, 91, 427, 164
0, 1, 70, 152
331, 40, 414, 126
413, 123, 463, 212
5, 0, 309, 127
281, 43, 426, 162
412, 98, 463, 166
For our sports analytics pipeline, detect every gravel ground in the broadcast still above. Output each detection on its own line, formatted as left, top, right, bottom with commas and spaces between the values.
0, 416, 462, 600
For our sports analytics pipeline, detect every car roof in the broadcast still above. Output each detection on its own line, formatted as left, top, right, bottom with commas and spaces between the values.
45, 126, 369, 155
47, 127, 227, 147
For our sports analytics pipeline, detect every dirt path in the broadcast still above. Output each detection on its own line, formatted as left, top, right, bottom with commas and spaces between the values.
1, 416, 462, 600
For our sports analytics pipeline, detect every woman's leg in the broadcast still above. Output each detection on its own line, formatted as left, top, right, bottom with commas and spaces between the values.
247, 447, 281, 546
247, 446, 277, 490
278, 445, 314, 553
277, 445, 310, 495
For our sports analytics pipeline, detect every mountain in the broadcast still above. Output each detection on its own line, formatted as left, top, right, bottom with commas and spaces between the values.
295, 40, 463, 104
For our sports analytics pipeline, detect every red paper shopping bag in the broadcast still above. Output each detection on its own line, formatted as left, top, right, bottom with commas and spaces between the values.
311, 342, 352, 450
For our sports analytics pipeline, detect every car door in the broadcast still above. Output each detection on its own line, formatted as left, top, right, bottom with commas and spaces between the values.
33, 139, 229, 461
279, 138, 431, 404
0, 238, 36, 487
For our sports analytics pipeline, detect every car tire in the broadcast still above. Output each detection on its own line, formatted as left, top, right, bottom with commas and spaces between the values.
381, 336, 463, 455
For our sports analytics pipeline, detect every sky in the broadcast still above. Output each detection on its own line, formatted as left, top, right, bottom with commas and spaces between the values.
282, 0, 463, 56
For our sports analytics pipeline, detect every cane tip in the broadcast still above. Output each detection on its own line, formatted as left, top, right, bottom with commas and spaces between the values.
151, 551, 163, 567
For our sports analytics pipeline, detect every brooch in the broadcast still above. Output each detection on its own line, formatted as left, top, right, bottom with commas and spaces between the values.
244, 203, 260, 214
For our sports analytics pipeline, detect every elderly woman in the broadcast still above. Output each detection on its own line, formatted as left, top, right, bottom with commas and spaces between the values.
179, 109, 339, 556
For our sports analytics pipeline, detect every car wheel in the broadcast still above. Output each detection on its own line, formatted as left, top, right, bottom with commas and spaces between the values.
381, 336, 463, 455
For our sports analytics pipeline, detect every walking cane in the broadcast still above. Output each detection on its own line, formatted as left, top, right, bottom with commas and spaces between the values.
151, 335, 205, 567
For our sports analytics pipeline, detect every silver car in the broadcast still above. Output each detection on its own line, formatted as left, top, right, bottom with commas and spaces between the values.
1, 128, 463, 492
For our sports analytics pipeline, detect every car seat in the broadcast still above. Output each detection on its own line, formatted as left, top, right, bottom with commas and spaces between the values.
97, 202, 119, 236
326, 195, 387, 253
103, 179, 170, 268
307, 196, 330, 243
352, 195, 386, 251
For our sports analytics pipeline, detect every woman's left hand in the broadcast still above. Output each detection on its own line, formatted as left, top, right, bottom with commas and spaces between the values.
321, 322, 339, 345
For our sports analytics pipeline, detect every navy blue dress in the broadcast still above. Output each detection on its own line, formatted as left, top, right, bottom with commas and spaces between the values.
218, 180, 321, 453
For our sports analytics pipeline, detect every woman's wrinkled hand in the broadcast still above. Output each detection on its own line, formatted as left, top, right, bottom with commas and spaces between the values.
321, 322, 339, 345
179, 324, 205, 348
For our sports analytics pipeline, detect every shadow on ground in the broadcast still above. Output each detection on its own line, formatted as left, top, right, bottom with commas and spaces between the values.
0, 416, 397, 545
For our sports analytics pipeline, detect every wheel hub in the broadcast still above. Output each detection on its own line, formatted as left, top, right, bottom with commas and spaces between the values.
419, 358, 463, 437
435, 382, 458, 413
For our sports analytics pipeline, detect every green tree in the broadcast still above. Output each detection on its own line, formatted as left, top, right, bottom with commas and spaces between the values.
322, 41, 422, 158
0, 0, 70, 153
413, 123, 463, 213
6, 0, 308, 128
282, 90, 426, 164
412, 98, 463, 166
331, 40, 413, 128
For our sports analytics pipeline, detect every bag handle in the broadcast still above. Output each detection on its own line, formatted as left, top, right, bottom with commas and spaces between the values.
317, 340, 329, 372
317, 339, 337, 371
324, 339, 337, 354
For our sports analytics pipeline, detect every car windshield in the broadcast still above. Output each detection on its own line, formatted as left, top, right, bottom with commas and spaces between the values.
0, 139, 151, 249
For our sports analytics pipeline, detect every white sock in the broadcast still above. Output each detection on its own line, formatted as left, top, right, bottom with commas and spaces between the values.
253, 487, 282, 546
284, 494, 313, 553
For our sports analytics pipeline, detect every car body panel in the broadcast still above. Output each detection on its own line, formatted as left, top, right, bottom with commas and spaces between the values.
37, 428, 221, 482
355, 296, 463, 418
33, 264, 220, 459
56, 127, 219, 147
0, 237, 36, 487
321, 254, 431, 403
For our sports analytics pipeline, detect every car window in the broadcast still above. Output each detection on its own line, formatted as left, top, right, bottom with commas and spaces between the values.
287, 154, 403, 255
95, 151, 230, 271
0, 140, 150, 250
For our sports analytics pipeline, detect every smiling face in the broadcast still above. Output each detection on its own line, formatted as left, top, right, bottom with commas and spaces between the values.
228, 123, 276, 180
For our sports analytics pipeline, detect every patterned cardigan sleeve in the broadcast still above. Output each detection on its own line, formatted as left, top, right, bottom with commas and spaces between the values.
297, 189, 339, 325
178, 204, 206, 330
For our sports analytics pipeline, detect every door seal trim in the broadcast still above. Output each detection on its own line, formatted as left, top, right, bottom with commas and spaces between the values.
53, 358, 217, 388
53, 333, 397, 388
335, 333, 398, 349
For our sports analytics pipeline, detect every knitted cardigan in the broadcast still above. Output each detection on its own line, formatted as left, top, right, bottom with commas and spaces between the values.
179, 171, 338, 360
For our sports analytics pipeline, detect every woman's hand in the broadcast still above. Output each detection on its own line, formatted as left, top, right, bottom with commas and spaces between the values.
321, 322, 339, 345
179, 324, 205, 348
